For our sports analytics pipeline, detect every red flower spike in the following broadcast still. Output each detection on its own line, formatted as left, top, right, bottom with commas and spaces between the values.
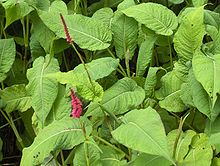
60, 13, 73, 45
70, 89, 82, 118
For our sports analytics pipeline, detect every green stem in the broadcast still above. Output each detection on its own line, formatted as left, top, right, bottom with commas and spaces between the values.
0, 117, 22, 129
72, 43, 96, 96
168, 37, 173, 68
62, 53, 69, 71
93, 135, 130, 160
107, 48, 127, 77
60, 151, 65, 165
64, 148, 76, 166
21, 16, 29, 72
125, 50, 131, 77
1, 82, 4, 89
0, 110, 25, 148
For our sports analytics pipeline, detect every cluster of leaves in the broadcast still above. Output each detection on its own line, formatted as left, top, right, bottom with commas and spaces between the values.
1, 0, 220, 165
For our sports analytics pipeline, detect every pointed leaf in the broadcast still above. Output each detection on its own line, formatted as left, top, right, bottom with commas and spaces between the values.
26, 55, 59, 126
40, 9, 112, 50
85, 77, 145, 117
112, 108, 174, 163
20, 117, 92, 166
155, 63, 187, 112
112, 11, 138, 59
0, 84, 31, 113
2, 0, 33, 28
136, 36, 156, 76
122, 3, 178, 36
174, 7, 205, 61
0, 38, 16, 82
192, 51, 220, 107
144, 67, 163, 97
73, 138, 102, 166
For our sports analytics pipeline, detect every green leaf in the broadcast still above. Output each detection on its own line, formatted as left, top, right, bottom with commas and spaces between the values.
112, 11, 138, 59
130, 153, 171, 166
167, 130, 196, 162
192, 51, 220, 107
73, 57, 119, 81
155, 63, 187, 112
40, 10, 112, 51
85, 77, 145, 117
73, 137, 102, 166
136, 36, 156, 76
184, 69, 220, 121
20, 117, 92, 166
44, 84, 71, 126
0, 38, 16, 82
174, 7, 205, 61
99, 144, 127, 166
2, 0, 33, 28
112, 108, 174, 163
179, 133, 212, 166
30, 12, 55, 53
144, 67, 163, 98
26, 55, 59, 126
92, 7, 114, 27
122, 3, 178, 36
0, 84, 31, 113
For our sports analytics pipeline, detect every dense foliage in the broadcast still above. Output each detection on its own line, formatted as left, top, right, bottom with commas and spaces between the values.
0, 0, 220, 165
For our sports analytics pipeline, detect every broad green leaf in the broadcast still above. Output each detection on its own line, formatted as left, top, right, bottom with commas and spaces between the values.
192, 0, 208, 7
0, 137, 2, 161
136, 36, 156, 76
99, 144, 127, 166
186, 69, 220, 121
50, 72, 104, 102
155, 63, 187, 112
112, 11, 138, 59
31, 12, 55, 53
0, 38, 16, 82
50, 57, 118, 101
112, 108, 174, 163
122, 3, 178, 36
144, 67, 163, 97
4, 58, 27, 86
26, 0, 50, 11
44, 84, 71, 126
26, 55, 59, 126
2, 0, 33, 28
40, 9, 112, 50
73, 138, 102, 166
167, 130, 196, 162
85, 77, 145, 117
74, 57, 119, 81
0, 84, 31, 113
20, 117, 92, 166
130, 153, 171, 166
92, 8, 114, 27
174, 7, 205, 61
179, 133, 212, 166
192, 51, 220, 107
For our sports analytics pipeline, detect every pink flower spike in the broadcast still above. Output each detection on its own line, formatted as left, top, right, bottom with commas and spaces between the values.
70, 89, 82, 118
60, 13, 73, 45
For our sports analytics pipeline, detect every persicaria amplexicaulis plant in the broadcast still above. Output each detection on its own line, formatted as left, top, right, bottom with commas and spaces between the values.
60, 13, 72, 45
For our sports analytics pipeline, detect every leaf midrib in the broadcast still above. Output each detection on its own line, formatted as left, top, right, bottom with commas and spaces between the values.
26, 128, 82, 160
128, 121, 171, 161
